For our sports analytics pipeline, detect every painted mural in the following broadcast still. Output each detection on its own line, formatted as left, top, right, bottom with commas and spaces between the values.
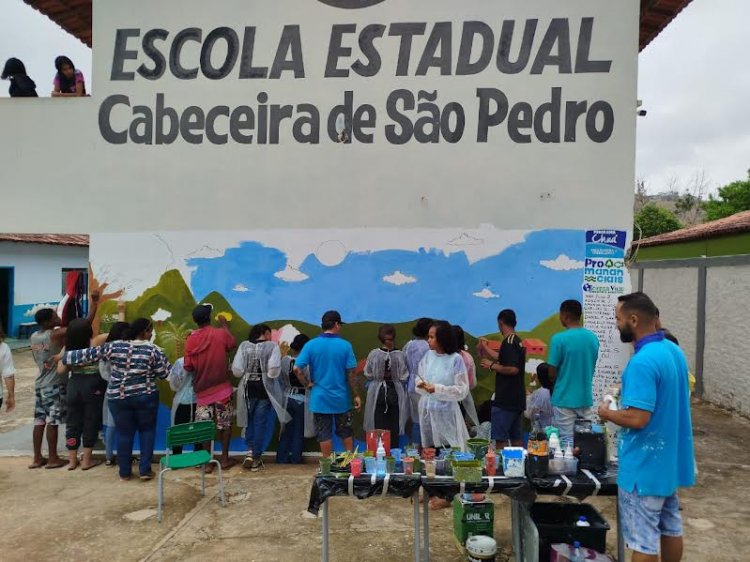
91, 227, 605, 452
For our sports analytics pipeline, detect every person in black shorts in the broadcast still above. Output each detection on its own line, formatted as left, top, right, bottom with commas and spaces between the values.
478, 309, 526, 449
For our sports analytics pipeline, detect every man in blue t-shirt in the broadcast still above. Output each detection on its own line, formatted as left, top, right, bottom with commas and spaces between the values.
547, 299, 600, 443
598, 292, 695, 562
294, 310, 360, 457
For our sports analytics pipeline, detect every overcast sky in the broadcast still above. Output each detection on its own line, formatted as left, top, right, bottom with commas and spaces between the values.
1, 0, 747, 195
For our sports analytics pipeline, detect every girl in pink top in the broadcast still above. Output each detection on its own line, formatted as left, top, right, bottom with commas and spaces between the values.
52, 56, 86, 97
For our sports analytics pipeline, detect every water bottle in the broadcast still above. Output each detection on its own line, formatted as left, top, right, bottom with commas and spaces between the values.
376, 438, 386, 476
576, 516, 591, 527
570, 541, 584, 562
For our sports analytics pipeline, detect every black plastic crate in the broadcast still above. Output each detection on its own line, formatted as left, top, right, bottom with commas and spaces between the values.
530, 502, 610, 560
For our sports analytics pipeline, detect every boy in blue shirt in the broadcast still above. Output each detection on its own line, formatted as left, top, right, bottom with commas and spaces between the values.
599, 292, 695, 562
547, 299, 600, 444
294, 310, 360, 458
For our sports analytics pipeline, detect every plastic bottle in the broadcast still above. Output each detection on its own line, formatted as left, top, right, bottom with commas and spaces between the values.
376, 438, 386, 476
576, 516, 591, 527
570, 541, 584, 562
548, 432, 560, 457
549, 449, 565, 474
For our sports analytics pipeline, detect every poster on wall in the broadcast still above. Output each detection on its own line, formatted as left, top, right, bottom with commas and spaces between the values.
583, 229, 631, 403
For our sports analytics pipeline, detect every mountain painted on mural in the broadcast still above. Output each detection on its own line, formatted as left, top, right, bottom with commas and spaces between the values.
186, 229, 585, 336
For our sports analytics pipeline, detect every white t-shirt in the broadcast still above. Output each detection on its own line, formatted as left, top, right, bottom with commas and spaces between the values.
0, 342, 16, 401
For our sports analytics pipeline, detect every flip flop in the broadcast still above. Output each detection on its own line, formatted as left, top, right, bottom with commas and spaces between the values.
67, 461, 80, 471
28, 458, 49, 469
45, 460, 70, 469
81, 460, 103, 471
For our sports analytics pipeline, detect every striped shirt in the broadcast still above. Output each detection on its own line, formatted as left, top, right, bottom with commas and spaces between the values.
64, 340, 170, 400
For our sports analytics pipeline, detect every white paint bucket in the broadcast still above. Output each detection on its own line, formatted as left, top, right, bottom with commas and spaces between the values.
466, 535, 497, 561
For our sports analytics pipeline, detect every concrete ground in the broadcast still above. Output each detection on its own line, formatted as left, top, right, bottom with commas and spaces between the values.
1, 349, 749, 561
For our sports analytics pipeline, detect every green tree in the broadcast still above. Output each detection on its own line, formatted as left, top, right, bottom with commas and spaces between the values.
634, 204, 683, 239
703, 170, 750, 221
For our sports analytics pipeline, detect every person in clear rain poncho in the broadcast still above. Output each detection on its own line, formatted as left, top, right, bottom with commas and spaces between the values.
276, 334, 315, 464
232, 324, 290, 472
403, 317, 432, 445
453, 325, 480, 436
416, 321, 470, 451
363, 324, 409, 444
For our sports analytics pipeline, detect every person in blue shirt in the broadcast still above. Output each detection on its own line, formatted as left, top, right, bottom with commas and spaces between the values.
547, 299, 600, 444
598, 292, 695, 562
294, 310, 360, 458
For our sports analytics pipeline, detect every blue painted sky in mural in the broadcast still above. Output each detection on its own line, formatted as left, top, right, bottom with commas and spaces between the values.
188, 230, 585, 336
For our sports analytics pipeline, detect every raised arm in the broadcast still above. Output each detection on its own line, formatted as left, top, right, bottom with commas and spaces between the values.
63, 344, 108, 367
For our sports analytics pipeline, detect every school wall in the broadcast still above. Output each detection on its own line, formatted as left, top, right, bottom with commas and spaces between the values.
634, 255, 750, 416
0, 242, 89, 337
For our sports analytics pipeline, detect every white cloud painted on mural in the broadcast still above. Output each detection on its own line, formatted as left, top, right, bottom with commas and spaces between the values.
274, 265, 309, 283
540, 254, 585, 271
233, 284, 250, 292
151, 308, 172, 322
90, 226, 528, 299
473, 288, 499, 299
383, 271, 417, 285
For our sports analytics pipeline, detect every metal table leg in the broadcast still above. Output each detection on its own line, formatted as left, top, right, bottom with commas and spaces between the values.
616, 493, 625, 562
510, 499, 523, 562
322, 499, 329, 562
413, 491, 421, 562
423, 491, 430, 562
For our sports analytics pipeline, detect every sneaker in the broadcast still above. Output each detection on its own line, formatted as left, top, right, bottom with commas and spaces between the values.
242, 455, 254, 469
250, 459, 264, 472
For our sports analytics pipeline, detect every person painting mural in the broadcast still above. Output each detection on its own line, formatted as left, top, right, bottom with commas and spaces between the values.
363, 324, 409, 446
184, 304, 238, 471
232, 323, 290, 472
478, 309, 525, 450
547, 299, 600, 445
598, 292, 695, 562
28, 291, 99, 470
403, 317, 432, 446
277, 334, 313, 464
293, 310, 360, 458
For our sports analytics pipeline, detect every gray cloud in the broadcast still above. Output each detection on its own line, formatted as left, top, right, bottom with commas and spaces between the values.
637, 0, 750, 193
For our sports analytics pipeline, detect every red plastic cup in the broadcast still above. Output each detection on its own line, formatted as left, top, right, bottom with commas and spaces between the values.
350, 458, 363, 477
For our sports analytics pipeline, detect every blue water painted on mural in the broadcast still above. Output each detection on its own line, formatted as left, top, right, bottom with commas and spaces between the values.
188, 230, 585, 335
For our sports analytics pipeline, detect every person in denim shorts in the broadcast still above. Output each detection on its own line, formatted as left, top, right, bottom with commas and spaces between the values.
599, 293, 695, 562
294, 311, 360, 458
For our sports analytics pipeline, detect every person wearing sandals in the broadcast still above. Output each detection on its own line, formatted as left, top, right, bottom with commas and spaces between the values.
57, 318, 109, 471
63, 318, 170, 481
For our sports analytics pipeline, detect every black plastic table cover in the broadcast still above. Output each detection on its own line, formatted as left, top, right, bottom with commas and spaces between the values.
421, 475, 535, 503
530, 464, 619, 500
308, 473, 423, 515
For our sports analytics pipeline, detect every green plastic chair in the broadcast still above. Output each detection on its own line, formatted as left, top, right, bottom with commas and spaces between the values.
157, 420, 226, 522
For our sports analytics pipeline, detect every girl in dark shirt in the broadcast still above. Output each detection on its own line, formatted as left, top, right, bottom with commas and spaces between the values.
1, 58, 38, 97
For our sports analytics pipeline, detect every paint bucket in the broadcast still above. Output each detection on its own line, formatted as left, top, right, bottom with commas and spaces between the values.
466, 535, 497, 561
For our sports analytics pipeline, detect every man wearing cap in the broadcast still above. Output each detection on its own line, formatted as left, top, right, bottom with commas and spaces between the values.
294, 311, 360, 457
184, 304, 238, 470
